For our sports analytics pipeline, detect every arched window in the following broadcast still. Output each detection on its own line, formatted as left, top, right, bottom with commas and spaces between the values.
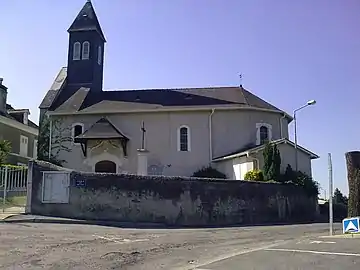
73, 42, 81, 60
178, 125, 191, 152
72, 123, 84, 143
256, 123, 272, 145
82, 41, 90, 60
259, 126, 269, 144
98, 45, 102, 64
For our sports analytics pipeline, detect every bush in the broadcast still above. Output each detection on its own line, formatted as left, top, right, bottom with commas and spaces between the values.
280, 164, 319, 197
1, 164, 27, 169
244, 169, 264, 181
192, 166, 227, 179
0, 140, 11, 165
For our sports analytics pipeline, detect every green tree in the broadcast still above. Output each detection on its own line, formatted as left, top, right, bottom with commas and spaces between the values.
37, 116, 72, 166
263, 143, 281, 181
263, 142, 274, 180
281, 164, 296, 183
0, 140, 11, 165
333, 188, 348, 205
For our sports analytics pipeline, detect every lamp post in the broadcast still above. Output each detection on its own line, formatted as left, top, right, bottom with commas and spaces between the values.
293, 99, 316, 172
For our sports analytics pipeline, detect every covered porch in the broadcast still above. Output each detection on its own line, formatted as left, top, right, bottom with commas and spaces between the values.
212, 138, 319, 180
74, 117, 130, 174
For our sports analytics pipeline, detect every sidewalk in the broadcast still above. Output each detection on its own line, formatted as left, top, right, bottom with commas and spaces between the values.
0, 206, 25, 221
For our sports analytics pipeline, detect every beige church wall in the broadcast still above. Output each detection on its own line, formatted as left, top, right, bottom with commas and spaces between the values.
250, 143, 313, 177
50, 109, 289, 177
211, 110, 288, 160
50, 111, 211, 177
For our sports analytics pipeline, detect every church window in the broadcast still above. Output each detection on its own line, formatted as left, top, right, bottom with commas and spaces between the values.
256, 123, 272, 145
72, 123, 84, 144
177, 125, 191, 152
260, 126, 269, 144
98, 46, 102, 64
73, 42, 81, 60
82, 41, 90, 60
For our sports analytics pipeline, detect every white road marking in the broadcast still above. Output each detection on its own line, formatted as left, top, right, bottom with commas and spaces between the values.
310, 240, 336, 244
187, 240, 289, 270
93, 235, 149, 244
265, 248, 360, 257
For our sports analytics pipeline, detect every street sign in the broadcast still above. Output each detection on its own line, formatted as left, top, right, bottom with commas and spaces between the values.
343, 217, 360, 234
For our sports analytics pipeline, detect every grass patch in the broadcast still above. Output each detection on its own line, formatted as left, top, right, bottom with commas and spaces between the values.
3, 196, 26, 207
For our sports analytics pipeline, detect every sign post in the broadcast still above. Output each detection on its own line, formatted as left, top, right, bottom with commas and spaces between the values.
343, 217, 360, 234
328, 153, 333, 236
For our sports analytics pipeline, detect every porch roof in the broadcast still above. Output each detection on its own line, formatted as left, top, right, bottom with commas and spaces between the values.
212, 138, 319, 162
74, 117, 129, 143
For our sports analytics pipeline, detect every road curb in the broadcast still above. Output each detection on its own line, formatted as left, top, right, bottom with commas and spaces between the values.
0, 215, 170, 229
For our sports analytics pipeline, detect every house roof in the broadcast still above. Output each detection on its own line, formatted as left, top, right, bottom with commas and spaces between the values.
75, 117, 129, 142
2, 104, 38, 129
212, 138, 319, 162
68, 0, 106, 42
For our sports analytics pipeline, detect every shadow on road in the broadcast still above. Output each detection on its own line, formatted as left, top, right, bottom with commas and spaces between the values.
2, 213, 329, 230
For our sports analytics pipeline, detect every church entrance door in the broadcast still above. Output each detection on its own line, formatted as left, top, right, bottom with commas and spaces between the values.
95, 160, 117, 173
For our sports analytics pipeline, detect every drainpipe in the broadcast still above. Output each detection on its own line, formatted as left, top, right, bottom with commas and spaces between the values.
280, 113, 286, 138
48, 115, 53, 160
209, 109, 215, 162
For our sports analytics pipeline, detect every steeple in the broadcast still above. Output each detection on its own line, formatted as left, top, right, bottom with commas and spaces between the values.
66, 0, 106, 92
68, 0, 106, 42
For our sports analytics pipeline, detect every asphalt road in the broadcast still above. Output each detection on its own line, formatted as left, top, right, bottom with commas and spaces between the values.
196, 238, 360, 270
0, 222, 346, 270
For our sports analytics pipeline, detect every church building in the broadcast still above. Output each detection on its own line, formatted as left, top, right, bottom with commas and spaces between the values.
39, 1, 318, 179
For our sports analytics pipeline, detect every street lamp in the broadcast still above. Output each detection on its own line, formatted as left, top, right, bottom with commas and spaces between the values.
293, 99, 316, 172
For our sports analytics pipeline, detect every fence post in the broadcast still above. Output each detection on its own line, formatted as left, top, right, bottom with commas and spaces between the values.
2, 166, 8, 213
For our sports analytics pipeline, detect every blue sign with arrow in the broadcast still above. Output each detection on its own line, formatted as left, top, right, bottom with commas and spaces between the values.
343, 217, 360, 234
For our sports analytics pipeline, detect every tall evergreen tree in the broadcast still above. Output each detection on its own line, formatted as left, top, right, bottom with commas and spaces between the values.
263, 142, 274, 180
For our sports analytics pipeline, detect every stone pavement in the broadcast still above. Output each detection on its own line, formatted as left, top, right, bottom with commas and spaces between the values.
193, 237, 360, 270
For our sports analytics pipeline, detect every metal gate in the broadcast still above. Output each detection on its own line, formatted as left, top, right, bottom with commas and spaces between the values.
0, 166, 28, 213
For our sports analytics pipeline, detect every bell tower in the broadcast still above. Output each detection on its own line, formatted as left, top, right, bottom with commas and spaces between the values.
66, 0, 106, 92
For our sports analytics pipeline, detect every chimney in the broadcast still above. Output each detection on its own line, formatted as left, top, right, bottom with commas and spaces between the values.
0, 78, 8, 113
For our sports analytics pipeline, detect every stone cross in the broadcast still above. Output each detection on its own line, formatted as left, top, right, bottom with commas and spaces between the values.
141, 121, 146, 149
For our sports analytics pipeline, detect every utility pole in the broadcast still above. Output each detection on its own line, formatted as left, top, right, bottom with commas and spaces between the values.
328, 153, 334, 236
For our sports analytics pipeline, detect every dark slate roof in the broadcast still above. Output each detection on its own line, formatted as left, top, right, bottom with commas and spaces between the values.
68, 0, 106, 42
79, 89, 237, 111
75, 117, 128, 141
39, 67, 67, 109
1, 105, 38, 129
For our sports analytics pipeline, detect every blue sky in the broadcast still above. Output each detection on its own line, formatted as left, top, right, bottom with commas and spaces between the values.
1, 0, 359, 195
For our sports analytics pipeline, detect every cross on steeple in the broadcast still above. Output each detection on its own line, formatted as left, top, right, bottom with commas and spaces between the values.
141, 121, 146, 149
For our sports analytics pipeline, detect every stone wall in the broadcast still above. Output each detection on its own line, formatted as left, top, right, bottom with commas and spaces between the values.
27, 160, 318, 226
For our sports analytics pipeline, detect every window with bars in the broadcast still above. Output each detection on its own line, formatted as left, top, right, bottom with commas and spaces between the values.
178, 126, 190, 152
259, 126, 269, 144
